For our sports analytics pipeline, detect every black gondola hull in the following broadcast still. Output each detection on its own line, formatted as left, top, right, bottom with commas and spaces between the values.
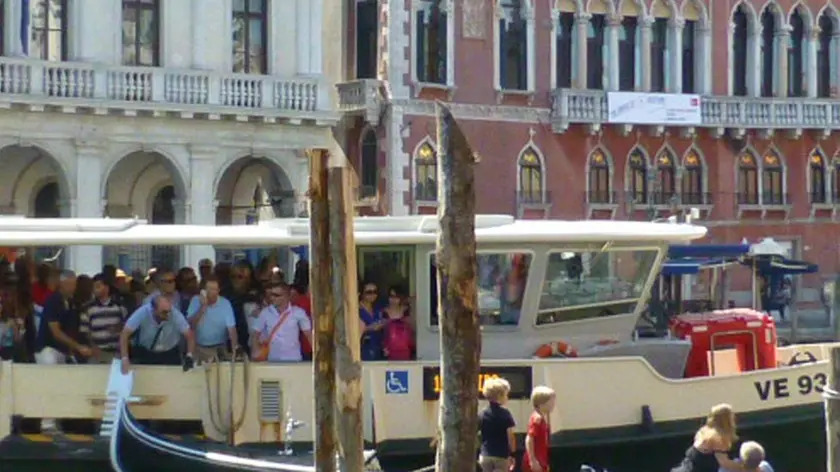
110, 401, 380, 472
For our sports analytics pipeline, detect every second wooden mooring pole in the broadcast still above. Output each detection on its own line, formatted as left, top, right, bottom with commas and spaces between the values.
433, 101, 481, 472
309, 149, 337, 472
329, 165, 364, 472
827, 346, 840, 472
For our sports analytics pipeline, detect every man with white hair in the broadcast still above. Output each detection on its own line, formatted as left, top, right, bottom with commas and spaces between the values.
719, 441, 773, 472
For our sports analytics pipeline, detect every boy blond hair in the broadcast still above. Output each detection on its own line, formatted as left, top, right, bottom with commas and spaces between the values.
530, 385, 555, 409
482, 377, 511, 403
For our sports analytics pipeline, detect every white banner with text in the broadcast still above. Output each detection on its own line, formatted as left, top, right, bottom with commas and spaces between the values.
606, 92, 702, 126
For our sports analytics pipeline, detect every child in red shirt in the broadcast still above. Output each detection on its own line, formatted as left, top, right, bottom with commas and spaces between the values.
522, 386, 556, 472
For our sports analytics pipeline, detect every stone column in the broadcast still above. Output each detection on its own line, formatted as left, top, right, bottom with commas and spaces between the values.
573, 13, 590, 89
699, 23, 712, 94
524, 3, 536, 91
669, 18, 684, 93
185, 147, 219, 267
833, 32, 840, 96
775, 26, 791, 97
296, 0, 312, 74
606, 15, 621, 91
806, 28, 819, 97
640, 16, 653, 92
550, 9, 560, 89
748, 28, 761, 96
69, 142, 104, 275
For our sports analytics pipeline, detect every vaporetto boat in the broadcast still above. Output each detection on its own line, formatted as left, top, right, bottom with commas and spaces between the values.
0, 215, 831, 472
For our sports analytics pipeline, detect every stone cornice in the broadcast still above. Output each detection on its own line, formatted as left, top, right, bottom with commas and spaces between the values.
392, 99, 550, 123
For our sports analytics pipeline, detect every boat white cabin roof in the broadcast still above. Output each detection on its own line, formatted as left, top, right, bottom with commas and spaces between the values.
0, 215, 707, 246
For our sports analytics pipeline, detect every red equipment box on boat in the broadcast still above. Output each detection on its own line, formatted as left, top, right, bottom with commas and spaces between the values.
669, 309, 777, 378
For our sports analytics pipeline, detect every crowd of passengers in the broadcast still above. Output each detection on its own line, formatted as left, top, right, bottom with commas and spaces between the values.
0, 254, 416, 433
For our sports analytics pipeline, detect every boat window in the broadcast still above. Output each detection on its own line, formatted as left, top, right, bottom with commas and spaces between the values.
537, 248, 658, 325
429, 251, 532, 326
358, 246, 415, 307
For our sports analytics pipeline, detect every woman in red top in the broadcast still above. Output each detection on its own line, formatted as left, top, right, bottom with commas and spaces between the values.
522, 386, 556, 472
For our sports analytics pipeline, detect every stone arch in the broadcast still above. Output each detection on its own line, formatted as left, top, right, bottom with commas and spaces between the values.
214, 154, 296, 225
625, 145, 650, 201
0, 145, 72, 217
788, 2, 815, 31
413, 136, 438, 203
585, 145, 615, 203
681, 0, 709, 27
653, 144, 678, 201
515, 142, 547, 200
650, 0, 678, 19
761, 144, 787, 171
760, 144, 787, 203
616, 0, 647, 17
758, 0, 785, 26
681, 145, 708, 203
585, 0, 616, 15
358, 125, 379, 197
817, 3, 840, 29
806, 146, 828, 197
103, 151, 188, 220
32, 181, 61, 218
554, 0, 582, 13
731, 1, 759, 32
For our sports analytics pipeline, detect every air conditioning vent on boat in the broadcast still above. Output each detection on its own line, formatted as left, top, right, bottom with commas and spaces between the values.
259, 380, 283, 423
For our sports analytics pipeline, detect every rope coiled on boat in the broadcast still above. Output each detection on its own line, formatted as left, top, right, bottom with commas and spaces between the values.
204, 347, 250, 443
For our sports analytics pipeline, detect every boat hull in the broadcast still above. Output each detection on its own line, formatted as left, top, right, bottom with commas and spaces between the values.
375, 403, 825, 472
111, 401, 383, 472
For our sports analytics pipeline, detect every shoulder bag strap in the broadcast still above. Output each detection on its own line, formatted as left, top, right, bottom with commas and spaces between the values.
264, 308, 293, 345
148, 324, 166, 351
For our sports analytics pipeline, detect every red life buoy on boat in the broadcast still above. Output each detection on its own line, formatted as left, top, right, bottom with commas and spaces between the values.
535, 341, 578, 358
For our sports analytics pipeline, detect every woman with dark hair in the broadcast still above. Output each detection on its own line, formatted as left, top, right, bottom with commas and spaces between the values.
2, 269, 36, 363
382, 285, 414, 361
32, 262, 56, 311
358, 280, 384, 361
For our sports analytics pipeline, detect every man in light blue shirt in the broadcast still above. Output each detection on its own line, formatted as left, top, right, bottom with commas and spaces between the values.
119, 295, 195, 373
187, 276, 238, 362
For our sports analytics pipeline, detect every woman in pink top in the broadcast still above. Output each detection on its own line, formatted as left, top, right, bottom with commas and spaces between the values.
382, 286, 414, 361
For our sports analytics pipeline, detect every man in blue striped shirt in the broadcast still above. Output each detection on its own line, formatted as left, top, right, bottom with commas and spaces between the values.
80, 274, 128, 363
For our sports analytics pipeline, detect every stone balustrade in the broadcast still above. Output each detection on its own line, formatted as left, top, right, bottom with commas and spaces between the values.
551, 88, 840, 133
336, 78, 387, 125
0, 57, 327, 119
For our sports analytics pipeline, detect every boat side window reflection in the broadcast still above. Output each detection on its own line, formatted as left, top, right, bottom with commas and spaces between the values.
429, 252, 532, 326
537, 249, 658, 325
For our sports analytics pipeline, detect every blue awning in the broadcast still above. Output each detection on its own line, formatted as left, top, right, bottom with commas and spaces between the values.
667, 244, 751, 259
661, 257, 740, 276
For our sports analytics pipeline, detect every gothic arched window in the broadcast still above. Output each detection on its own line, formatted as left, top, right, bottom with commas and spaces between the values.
518, 148, 543, 203
415, 142, 438, 202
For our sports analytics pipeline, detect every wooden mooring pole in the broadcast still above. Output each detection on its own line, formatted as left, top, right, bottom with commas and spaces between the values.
433, 101, 481, 472
329, 164, 364, 472
827, 346, 840, 472
309, 149, 337, 472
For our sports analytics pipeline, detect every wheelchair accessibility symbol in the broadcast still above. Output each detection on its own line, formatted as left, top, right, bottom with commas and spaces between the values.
385, 370, 409, 394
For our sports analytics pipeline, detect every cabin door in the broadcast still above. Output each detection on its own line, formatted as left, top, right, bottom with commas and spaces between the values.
357, 247, 415, 306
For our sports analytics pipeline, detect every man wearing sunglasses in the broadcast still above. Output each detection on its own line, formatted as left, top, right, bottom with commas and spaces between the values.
251, 282, 312, 362
119, 294, 196, 374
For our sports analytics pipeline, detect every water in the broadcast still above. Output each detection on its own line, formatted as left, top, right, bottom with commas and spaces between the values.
6, 419, 827, 472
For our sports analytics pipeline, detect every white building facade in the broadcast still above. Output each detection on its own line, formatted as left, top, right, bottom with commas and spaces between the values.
0, 0, 335, 275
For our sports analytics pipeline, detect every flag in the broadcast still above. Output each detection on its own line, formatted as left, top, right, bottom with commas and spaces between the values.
20, 0, 30, 56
